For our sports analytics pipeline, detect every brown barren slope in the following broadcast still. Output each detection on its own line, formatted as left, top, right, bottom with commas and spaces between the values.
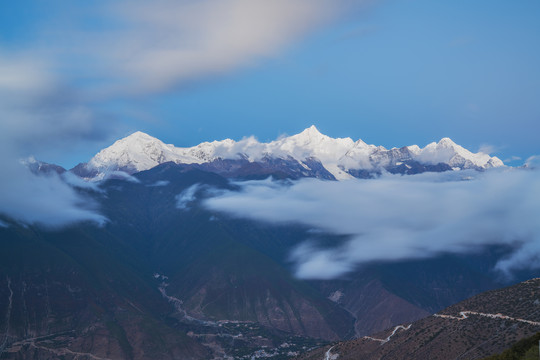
298, 278, 540, 360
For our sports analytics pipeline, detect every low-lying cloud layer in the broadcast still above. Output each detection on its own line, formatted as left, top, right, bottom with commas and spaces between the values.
0, 161, 107, 228
204, 170, 540, 279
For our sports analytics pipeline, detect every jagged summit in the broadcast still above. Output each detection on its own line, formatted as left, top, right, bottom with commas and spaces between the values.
302, 124, 322, 135
88, 131, 176, 174
438, 137, 457, 146
289, 126, 326, 145
416, 137, 503, 170
292, 125, 330, 142
125, 130, 156, 139
77, 127, 504, 180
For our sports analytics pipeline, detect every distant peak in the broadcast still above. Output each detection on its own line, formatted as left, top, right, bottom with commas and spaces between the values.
354, 138, 369, 147
296, 125, 326, 138
125, 131, 155, 140
118, 131, 164, 145
84, 129, 504, 179
438, 137, 458, 146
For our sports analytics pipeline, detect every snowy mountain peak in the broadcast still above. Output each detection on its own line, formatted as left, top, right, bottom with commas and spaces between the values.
437, 137, 458, 147
289, 125, 329, 143
88, 131, 175, 173
81, 128, 505, 180
406, 145, 421, 154
126, 130, 156, 140
300, 125, 323, 136
109, 131, 166, 150
276, 126, 354, 158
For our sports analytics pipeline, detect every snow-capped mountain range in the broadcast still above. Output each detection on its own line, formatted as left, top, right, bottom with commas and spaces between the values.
77, 126, 503, 180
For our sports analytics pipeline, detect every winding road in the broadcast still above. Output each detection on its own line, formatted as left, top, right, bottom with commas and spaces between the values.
433, 311, 540, 326
324, 345, 336, 360
363, 324, 412, 344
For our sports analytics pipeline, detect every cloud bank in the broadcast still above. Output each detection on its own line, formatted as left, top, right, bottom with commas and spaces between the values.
0, 52, 108, 228
204, 170, 540, 279
0, 163, 107, 228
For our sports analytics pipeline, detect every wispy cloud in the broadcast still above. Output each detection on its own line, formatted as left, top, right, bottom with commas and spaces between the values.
147, 180, 170, 187
0, 52, 108, 228
105, 0, 344, 94
503, 156, 522, 164
478, 144, 496, 155
525, 155, 540, 168
32, 0, 362, 96
0, 162, 107, 228
176, 184, 204, 210
204, 170, 540, 279
61, 171, 105, 193
0, 51, 115, 155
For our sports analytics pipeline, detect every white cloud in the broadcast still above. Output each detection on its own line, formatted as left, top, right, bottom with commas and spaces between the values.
525, 155, 540, 168
478, 144, 496, 155
204, 169, 540, 279
102, 171, 141, 183
0, 53, 53, 94
176, 183, 203, 210
40, 0, 361, 95
114, 0, 340, 93
0, 52, 108, 228
0, 51, 114, 155
503, 156, 522, 163
61, 171, 104, 192
0, 161, 107, 228
147, 180, 170, 187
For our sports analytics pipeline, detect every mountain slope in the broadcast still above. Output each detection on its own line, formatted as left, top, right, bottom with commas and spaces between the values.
0, 220, 209, 360
101, 164, 356, 340
298, 278, 540, 360
482, 332, 540, 359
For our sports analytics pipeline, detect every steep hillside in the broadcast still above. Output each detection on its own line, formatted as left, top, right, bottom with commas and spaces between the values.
0, 221, 209, 359
298, 278, 540, 360
482, 332, 540, 359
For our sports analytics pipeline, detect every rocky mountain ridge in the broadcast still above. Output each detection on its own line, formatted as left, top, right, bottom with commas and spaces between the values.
73, 126, 504, 180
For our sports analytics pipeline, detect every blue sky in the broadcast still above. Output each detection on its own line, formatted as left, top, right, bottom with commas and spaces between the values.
1, 0, 539, 168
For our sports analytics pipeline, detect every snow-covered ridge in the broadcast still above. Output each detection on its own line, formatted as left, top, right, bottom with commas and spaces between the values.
85, 126, 504, 180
